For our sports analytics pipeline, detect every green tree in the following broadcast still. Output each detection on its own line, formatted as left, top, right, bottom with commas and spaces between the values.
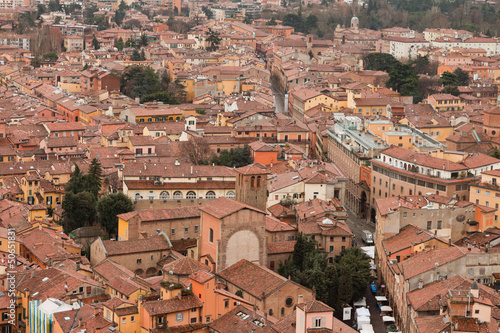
210, 146, 253, 168
442, 85, 460, 96
62, 191, 96, 232
65, 164, 84, 194
278, 234, 372, 316
454, 68, 470, 86
97, 192, 134, 236
412, 55, 430, 74
267, 17, 277, 25
141, 91, 179, 104
206, 28, 221, 52
130, 49, 142, 61
441, 71, 457, 86
363, 53, 398, 73
48, 0, 61, 12
92, 34, 100, 50
140, 33, 148, 47
201, 6, 213, 20
84, 158, 102, 199
42, 52, 58, 61
121, 65, 161, 99
491, 147, 500, 159
115, 37, 124, 51
387, 62, 419, 97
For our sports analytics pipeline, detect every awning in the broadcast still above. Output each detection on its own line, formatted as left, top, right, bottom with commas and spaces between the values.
361, 246, 375, 259
354, 297, 367, 307
375, 296, 388, 302
361, 324, 375, 333
357, 316, 371, 326
383, 316, 396, 323
380, 306, 393, 312
356, 307, 371, 317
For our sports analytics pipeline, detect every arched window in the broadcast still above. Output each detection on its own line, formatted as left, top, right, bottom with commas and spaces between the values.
251, 176, 255, 187
256, 176, 261, 187
206, 191, 216, 199
186, 191, 196, 199
269, 309, 273, 316
281, 307, 285, 316
173, 191, 183, 199
134, 192, 141, 200
160, 191, 170, 200
226, 191, 235, 199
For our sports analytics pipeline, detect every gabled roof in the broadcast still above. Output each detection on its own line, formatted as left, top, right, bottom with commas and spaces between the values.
199, 197, 265, 219
142, 294, 202, 315
98, 234, 170, 256
217, 259, 292, 299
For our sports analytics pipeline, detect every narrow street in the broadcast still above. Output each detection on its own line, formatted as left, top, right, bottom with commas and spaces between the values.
271, 76, 286, 114
345, 207, 375, 246
345, 208, 385, 333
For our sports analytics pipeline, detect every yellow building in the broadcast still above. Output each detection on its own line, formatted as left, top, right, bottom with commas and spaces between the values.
105, 277, 150, 302
469, 170, 500, 230
103, 299, 140, 333
0, 226, 19, 255
428, 94, 465, 112
399, 104, 453, 142
381, 131, 414, 149
365, 119, 394, 138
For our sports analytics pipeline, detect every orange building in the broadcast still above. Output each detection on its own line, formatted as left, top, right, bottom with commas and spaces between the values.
248, 141, 279, 165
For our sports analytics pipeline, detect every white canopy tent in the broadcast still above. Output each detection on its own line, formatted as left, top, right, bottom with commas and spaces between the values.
361, 324, 375, 332
375, 296, 388, 302
354, 297, 367, 307
357, 316, 371, 328
381, 306, 393, 312
383, 316, 396, 323
356, 307, 371, 317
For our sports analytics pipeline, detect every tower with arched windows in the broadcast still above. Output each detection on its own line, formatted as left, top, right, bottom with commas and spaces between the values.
235, 163, 269, 211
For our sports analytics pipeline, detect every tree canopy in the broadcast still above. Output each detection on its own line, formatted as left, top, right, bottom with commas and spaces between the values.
121, 66, 161, 99
97, 192, 134, 236
210, 146, 253, 168
279, 233, 372, 317
62, 160, 103, 233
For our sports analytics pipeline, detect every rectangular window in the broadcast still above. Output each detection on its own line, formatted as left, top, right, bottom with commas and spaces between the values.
171, 228, 175, 235
176, 313, 184, 322
329, 246, 334, 253
122, 318, 126, 324
437, 220, 442, 229
209, 228, 214, 243
486, 191, 491, 196
194, 225, 199, 233
270, 261, 275, 270
225, 300, 229, 308
131, 316, 135, 322
427, 221, 432, 230
184, 227, 188, 233
137, 259, 142, 264
476, 189, 481, 194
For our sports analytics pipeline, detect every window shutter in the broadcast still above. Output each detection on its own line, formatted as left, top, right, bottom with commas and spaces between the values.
321, 316, 325, 328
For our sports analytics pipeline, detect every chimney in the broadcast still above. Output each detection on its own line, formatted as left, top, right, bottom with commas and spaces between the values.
64, 283, 69, 293
78, 317, 82, 327
448, 238, 451, 246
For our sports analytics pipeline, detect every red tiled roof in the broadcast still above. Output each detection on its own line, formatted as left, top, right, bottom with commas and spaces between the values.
142, 294, 202, 315
100, 235, 170, 256
199, 197, 266, 219
268, 241, 296, 254
217, 259, 289, 299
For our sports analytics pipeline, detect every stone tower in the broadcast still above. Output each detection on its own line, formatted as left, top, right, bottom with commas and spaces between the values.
235, 163, 269, 211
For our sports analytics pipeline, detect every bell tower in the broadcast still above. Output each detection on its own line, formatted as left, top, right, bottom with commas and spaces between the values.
235, 163, 269, 211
